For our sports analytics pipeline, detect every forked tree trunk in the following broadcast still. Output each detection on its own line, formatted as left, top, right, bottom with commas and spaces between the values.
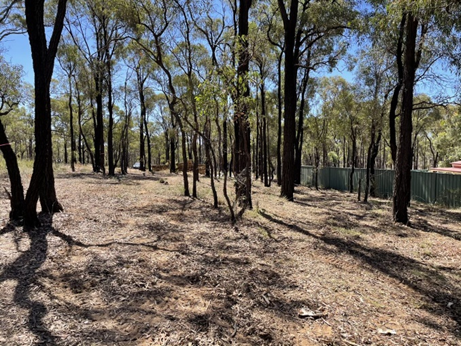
24, 0, 66, 226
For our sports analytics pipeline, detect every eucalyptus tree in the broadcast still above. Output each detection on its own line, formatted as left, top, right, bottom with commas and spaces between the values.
191, 0, 232, 177
264, 0, 284, 185
354, 47, 391, 202
66, 0, 127, 175
232, 0, 253, 212
67, 0, 103, 172
23, 0, 67, 226
172, 0, 209, 198
125, 0, 190, 196
57, 41, 80, 172
123, 42, 154, 172
250, 1, 279, 187
277, 0, 355, 200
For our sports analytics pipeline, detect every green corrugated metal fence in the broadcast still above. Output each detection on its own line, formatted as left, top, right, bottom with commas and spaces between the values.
300, 166, 461, 208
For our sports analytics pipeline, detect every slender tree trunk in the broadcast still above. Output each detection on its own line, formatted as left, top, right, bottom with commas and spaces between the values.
294, 69, 309, 185
276, 51, 283, 186
261, 81, 269, 187
106, 59, 115, 176
139, 118, 145, 171
94, 72, 105, 174
223, 117, 228, 175
68, 76, 76, 172
349, 131, 357, 193
280, 0, 299, 200
393, 12, 418, 224
144, 116, 152, 172
178, 117, 190, 197
389, 14, 406, 163
0, 120, 25, 221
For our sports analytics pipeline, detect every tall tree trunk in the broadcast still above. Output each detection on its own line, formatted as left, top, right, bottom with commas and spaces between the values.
389, 14, 406, 163
279, 0, 299, 201
349, 130, 357, 193
223, 117, 228, 174
144, 116, 152, 172
294, 68, 309, 185
276, 51, 283, 186
393, 12, 418, 224
24, 0, 66, 226
234, 0, 253, 211
68, 76, 76, 172
139, 117, 145, 170
137, 66, 147, 172
261, 81, 269, 187
106, 59, 115, 176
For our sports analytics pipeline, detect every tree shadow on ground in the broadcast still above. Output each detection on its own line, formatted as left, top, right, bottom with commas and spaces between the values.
259, 210, 461, 338
410, 217, 461, 241
42, 227, 308, 344
0, 214, 56, 345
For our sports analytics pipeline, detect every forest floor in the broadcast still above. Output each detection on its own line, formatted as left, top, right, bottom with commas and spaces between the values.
0, 166, 460, 346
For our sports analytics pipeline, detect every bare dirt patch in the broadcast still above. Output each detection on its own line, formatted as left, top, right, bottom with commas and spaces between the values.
0, 168, 460, 345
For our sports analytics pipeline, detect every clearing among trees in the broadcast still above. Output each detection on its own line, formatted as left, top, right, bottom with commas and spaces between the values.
0, 168, 460, 345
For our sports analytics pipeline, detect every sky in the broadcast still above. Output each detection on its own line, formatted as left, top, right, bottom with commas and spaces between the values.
2, 33, 35, 85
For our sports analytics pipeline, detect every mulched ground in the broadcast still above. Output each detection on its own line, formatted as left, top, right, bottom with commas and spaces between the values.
0, 167, 460, 345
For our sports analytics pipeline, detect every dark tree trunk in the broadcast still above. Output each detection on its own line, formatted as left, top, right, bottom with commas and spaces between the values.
165, 130, 169, 163
24, 0, 66, 226
0, 120, 25, 221
276, 51, 283, 186
144, 116, 152, 172
179, 121, 190, 197
294, 68, 309, 185
106, 59, 115, 176
234, 0, 252, 211
137, 66, 147, 172
279, 0, 299, 201
389, 14, 406, 163
261, 81, 269, 187
94, 73, 105, 174
68, 76, 76, 172
75, 77, 94, 168
214, 101, 222, 175
223, 117, 228, 174
139, 118, 145, 170
169, 135, 176, 173
393, 12, 418, 224
349, 124, 357, 193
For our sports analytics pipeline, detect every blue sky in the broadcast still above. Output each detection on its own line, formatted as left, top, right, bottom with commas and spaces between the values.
1, 33, 34, 85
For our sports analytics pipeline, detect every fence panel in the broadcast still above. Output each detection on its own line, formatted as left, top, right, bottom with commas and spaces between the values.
436, 173, 461, 208
300, 166, 461, 208
411, 171, 436, 204
373, 169, 394, 199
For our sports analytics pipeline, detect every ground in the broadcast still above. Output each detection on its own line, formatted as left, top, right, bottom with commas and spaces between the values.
0, 166, 460, 345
